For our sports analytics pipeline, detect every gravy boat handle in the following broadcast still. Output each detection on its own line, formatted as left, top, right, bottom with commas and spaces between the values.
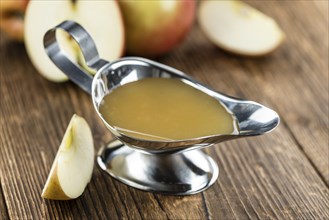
43, 20, 109, 94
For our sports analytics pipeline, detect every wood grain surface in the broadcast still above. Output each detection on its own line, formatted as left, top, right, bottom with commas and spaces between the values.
0, 182, 9, 219
1, 1, 328, 219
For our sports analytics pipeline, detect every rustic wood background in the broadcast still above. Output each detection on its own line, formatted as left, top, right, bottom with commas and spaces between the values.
1, 1, 328, 219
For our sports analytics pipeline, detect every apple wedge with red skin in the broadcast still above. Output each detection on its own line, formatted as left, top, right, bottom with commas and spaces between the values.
24, 0, 125, 82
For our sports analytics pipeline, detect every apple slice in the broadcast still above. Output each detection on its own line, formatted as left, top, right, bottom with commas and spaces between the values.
24, 0, 124, 82
198, 0, 285, 56
41, 114, 94, 200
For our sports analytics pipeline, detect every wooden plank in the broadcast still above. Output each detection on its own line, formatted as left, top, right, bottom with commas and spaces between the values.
246, 0, 329, 184
0, 1, 328, 220
0, 182, 9, 220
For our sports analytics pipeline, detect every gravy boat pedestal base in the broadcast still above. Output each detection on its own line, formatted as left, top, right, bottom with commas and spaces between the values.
97, 140, 218, 195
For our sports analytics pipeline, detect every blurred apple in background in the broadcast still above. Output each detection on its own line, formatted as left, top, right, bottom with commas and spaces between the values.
119, 0, 196, 57
1, 0, 284, 84
198, 0, 284, 56
0, 0, 29, 41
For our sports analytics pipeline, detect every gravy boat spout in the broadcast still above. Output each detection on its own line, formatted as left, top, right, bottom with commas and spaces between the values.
44, 21, 280, 195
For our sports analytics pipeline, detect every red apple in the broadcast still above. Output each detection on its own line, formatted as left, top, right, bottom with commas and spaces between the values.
0, 0, 29, 41
119, 0, 196, 57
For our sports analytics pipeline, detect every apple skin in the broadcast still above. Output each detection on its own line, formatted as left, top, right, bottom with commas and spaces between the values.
119, 0, 196, 57
0, 0, 29, 41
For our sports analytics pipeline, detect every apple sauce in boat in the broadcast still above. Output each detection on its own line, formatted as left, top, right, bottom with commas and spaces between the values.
99, 78, 238, 141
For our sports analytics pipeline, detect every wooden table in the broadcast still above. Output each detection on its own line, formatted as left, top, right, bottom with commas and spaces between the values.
1, 1, 328, 219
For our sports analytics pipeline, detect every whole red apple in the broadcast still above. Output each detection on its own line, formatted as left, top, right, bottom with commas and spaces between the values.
0, 0, 29, 41
119, 0, 196, 57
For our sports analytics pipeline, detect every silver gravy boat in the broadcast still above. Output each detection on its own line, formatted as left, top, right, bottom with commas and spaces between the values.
44, 21, 279, 195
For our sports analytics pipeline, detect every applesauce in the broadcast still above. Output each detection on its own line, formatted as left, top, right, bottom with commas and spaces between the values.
99, 78, 238, 141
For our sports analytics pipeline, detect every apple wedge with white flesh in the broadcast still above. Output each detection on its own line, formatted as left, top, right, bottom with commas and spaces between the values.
24, 0, 124, 82
41, 114, 94, 200
198, 0, 285, 56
